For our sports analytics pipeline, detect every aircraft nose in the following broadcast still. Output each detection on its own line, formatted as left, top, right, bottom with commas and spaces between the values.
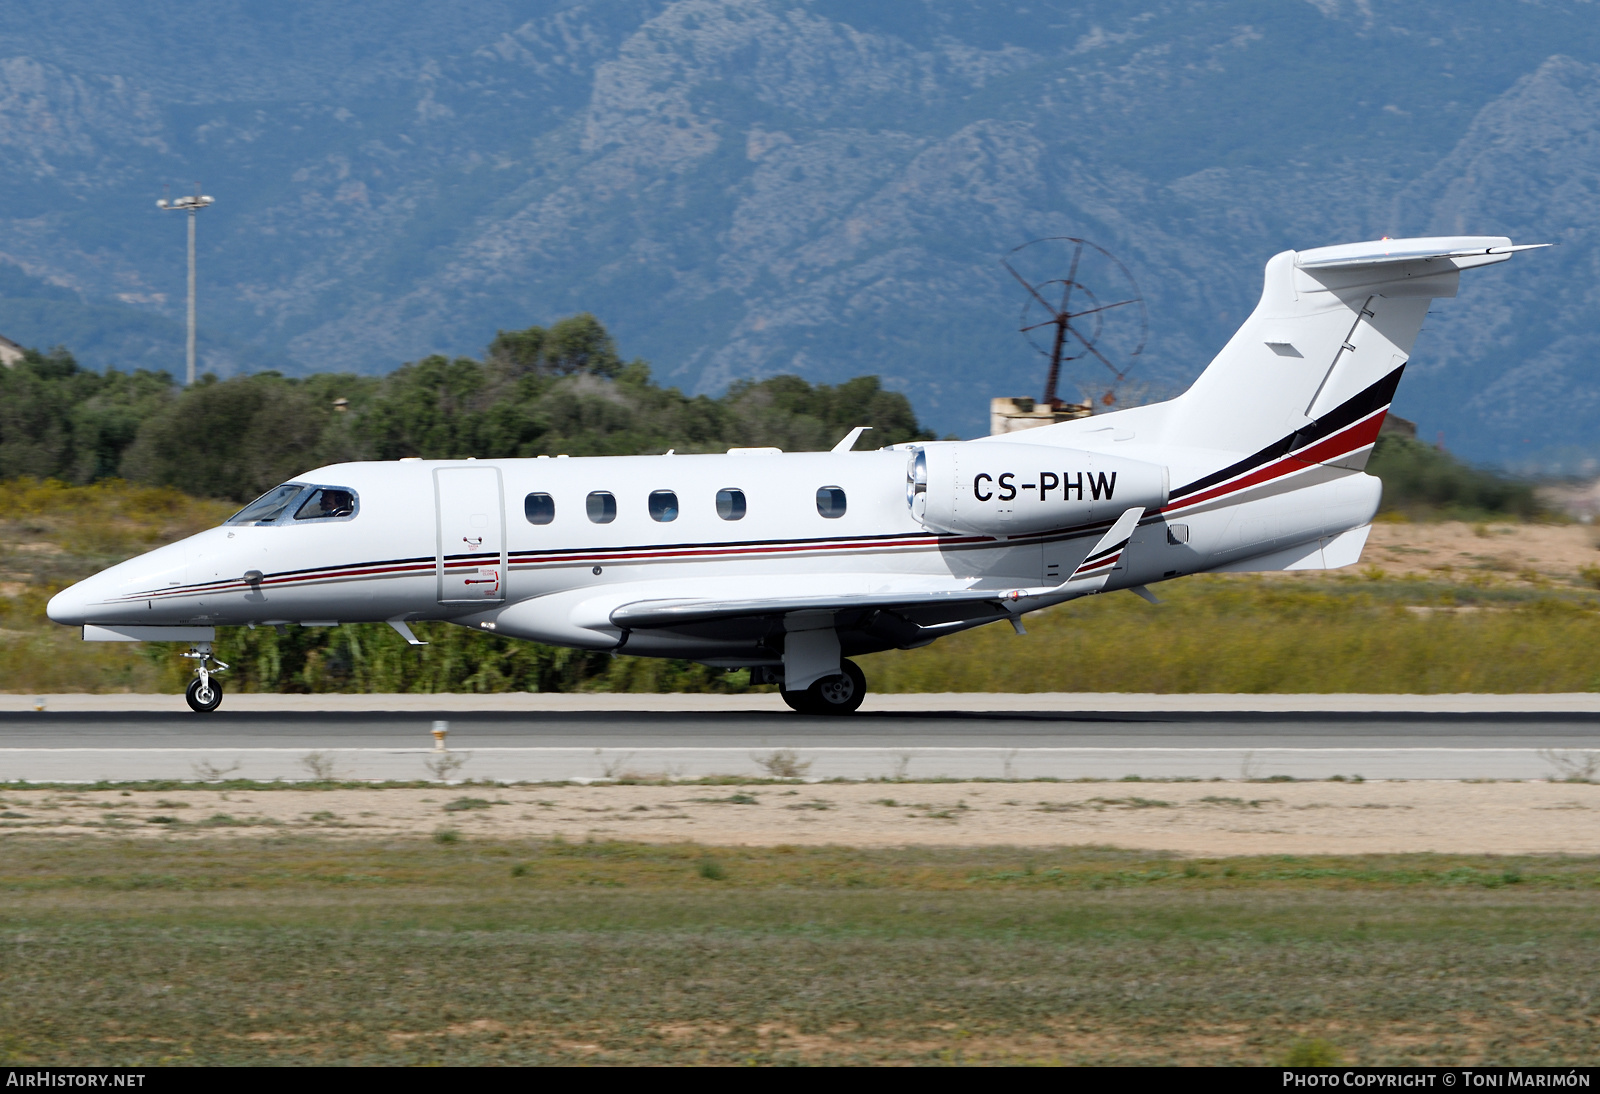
47, 580, 94, 626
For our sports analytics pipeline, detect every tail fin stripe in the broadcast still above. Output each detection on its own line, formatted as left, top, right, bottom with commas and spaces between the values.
1163, 410, 1385, 516
1169, 365, 1403, 502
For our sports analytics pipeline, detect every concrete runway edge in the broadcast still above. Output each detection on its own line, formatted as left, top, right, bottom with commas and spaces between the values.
8, 692, 1600, 713
1, 695, 1598, 782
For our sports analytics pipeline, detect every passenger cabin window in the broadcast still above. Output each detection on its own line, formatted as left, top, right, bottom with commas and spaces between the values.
586, 491, 617, 524
226, 484, 306, 525
293, 488, 357, 521
716, 488, 746, 521
648, 490, 679, 522
816, 486, 847, 519
524, 493, 555, 525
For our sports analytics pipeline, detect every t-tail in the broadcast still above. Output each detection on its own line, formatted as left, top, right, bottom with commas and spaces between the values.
980, 235, 1545, 577
1163, 235, 1546, 471
991, 237, 1546, 491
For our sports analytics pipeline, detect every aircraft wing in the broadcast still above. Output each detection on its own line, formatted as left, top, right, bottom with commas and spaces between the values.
607, 511, 1149, 631
609, 586, 1025, 630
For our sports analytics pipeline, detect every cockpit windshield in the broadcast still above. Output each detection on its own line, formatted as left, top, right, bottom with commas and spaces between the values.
225, 484, 307, 525
294, 488, 357, 521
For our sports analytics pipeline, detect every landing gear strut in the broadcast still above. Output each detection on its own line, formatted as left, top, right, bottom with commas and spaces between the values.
781, 659, 867, 716
182, 643, 228, 713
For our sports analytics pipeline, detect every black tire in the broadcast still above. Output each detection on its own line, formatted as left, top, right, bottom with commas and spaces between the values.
185, 677, 223, 713
780, 688, 817, 714
805, 659, 867, 716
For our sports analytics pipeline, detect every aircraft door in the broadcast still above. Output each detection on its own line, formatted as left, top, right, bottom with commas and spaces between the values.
435, 466, 507, 604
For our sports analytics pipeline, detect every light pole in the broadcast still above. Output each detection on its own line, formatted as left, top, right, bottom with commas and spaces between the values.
157, 186, 215, 386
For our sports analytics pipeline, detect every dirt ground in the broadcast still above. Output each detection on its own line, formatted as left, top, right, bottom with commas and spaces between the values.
8, 780, 1600, 855
1364, 520, 1600, 582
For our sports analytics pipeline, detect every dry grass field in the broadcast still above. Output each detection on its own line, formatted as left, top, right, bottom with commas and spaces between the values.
861, 520, 1600, 693
0, 779, 1596, 1067
1, 836, 1598, 1066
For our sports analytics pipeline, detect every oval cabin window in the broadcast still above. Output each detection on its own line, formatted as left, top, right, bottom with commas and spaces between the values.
816, 486, 847, 519
586, 491, 617, 524
716, 488, 746, 521
524, 493, 555, 525
648, 490, 679, 522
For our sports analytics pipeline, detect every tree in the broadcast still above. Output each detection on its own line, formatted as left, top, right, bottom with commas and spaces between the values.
0, 313, 938, 500
487, 313, 623, 379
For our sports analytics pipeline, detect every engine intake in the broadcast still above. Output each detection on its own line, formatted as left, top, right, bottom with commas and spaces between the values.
907, 442, 1168, 536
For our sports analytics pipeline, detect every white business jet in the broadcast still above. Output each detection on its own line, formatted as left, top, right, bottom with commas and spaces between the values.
48, 236, 1542, 713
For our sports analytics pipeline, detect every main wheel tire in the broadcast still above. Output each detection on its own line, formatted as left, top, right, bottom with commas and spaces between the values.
805, 659, 867, 716
780, 687, 817, 714
185, 677, 223, 713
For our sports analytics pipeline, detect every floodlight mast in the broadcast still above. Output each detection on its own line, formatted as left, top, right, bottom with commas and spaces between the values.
156, 186, 215, 386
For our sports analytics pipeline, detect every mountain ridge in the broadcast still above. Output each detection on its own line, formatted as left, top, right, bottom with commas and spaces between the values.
0, 1, 1595, 465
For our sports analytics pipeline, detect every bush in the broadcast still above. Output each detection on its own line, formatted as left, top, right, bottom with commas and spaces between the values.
1368, 434, 1544, 521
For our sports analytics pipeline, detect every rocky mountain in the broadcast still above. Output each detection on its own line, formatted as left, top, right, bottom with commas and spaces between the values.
0, 0, 1597, 464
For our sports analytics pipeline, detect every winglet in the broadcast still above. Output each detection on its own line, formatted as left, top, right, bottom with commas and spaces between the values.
1068, 507, 1145, 589
832, 426, 873, 452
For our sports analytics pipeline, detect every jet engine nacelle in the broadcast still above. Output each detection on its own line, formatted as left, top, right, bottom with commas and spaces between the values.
907, 442, 1169, 536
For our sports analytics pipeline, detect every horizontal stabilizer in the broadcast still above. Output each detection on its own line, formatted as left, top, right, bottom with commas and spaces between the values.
1296, 237, 1548, 271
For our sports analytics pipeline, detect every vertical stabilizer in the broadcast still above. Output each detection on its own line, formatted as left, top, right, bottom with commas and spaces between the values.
1161, 237, 1539, 468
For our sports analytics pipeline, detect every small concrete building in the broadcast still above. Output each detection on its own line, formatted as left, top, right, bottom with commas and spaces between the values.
989, 396, 1092, 435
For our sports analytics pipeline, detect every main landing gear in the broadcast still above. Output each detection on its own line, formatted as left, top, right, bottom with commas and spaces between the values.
781, 659, 867, 716
182, 643, 229, 713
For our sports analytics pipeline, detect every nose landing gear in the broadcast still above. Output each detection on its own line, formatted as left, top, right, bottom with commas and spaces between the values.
181, 643, 228, 713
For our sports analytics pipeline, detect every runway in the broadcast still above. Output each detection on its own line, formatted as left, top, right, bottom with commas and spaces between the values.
3, 700, 1598, 782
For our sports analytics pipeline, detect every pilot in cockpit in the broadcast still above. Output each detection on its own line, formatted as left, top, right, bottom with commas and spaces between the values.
315, 489, 355, 518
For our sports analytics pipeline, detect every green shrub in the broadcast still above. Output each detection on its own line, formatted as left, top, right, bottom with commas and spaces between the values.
1368, 434, 1544, 521
1282, 1038, 1341, 1066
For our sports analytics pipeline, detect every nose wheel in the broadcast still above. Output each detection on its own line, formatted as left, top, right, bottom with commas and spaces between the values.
186, 676, 223, 713
181, 643, 228, 713
781, 659, 867, 716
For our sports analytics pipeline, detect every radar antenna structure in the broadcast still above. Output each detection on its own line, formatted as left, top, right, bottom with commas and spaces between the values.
1002, 237, 1148, 410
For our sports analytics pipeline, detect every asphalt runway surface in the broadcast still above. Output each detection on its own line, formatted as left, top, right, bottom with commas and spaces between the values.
3, 707, 1598, 782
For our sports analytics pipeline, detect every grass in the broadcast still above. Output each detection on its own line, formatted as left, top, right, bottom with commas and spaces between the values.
0, 839, 1599, 1065
861, 574, 1600, 693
